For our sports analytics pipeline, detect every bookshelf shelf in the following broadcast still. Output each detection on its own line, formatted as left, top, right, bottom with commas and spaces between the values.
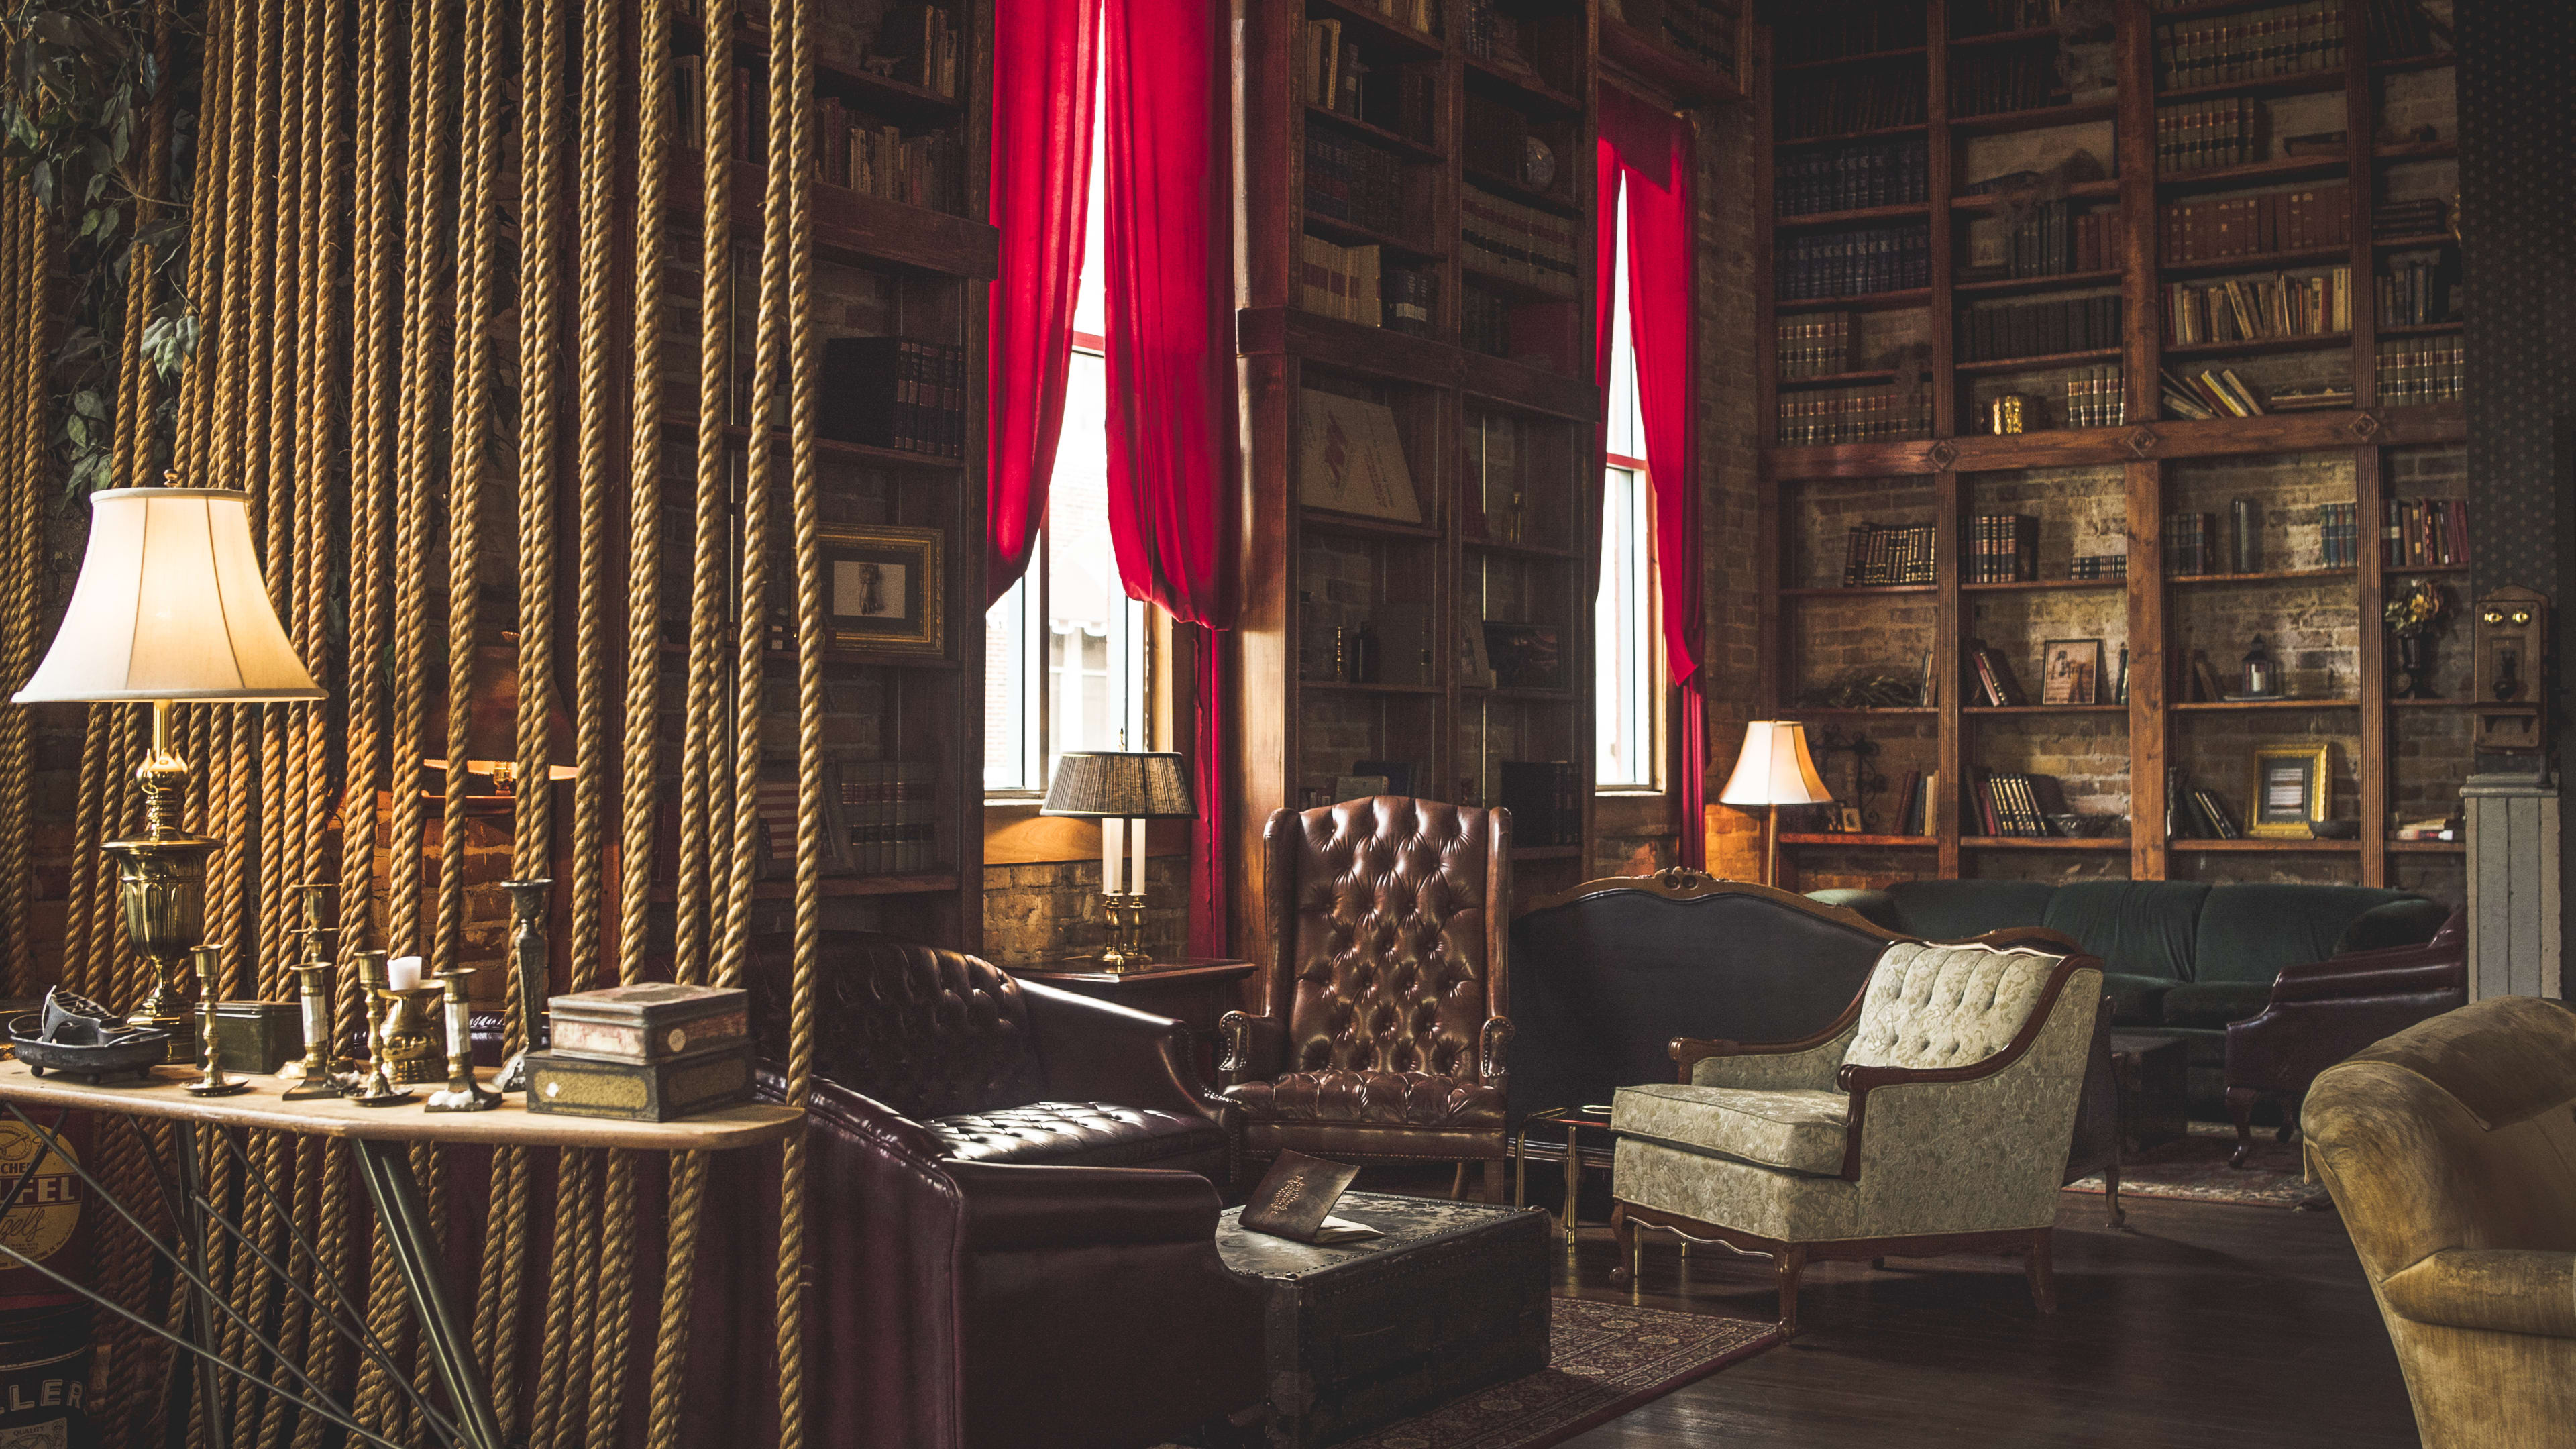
1780, 833, 1938, 848
1964, 705, 2129, 715
1463, 536, 1579, 560
1953, 268, 2125, 299
1777, 202, 1932, 230
2169, 839, 2361, 853
1778, 121, 1931, 146
1304, 213, 1446, 264
1464, 166, 1583, 216
1778, 585, 1939, 599
1311, 0, 1444, 57
1961, 837, 2130, 851
2380, 321, 2465, 338
2155, 154, 2351, 194
1776, 287, 1935, 315
2171, 698, 2363, 711
1462, 686, 1580, 702
1778, 368, 1904, 390
1953, 347, 2122, 376
2372, 231, 2459, 250
1948, 26, 2063, 48
1460, 262, 1580, 305
2168, 567, 2355, 587
2155, 70, 2347, 105
2373, 53, 2457, 74
2149, 0, 2310, 17
1950, 180, 2121, 211
1782, 707, 1938, 717
1947, 101, 2119, 138
1304, 104, 1446, 164
2159, 245, 2349, 279
1961, 577, 2125, 594
1596, 15, 1745, 108
1464, 56, 1584, 118
1301, 508, 1446, 542
2385, 562, 2471, 575
2373, 140, 2457, 163
1305, 680, 1447, 697
2388, 839, 2467, 853
2162, 333, 2353, 361
1775, 46, 1926, 72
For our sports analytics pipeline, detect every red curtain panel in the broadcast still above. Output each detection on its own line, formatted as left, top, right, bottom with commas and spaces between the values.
985, 0, 1102, 602
1101, 0, 1238, 954
1597, 86, 1709, 868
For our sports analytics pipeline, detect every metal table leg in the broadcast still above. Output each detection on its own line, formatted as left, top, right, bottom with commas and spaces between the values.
170, 1122, 227, 1448
352, 1140, 505, 1449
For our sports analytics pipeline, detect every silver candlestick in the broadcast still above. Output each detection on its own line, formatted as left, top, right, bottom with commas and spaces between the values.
424, 968, 500, 1112
345, 949, 411, 1107
495, 879, 551, 1093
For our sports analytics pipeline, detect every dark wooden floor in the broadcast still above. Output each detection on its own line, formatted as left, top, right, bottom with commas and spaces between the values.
1545, 1191, 2420, 1448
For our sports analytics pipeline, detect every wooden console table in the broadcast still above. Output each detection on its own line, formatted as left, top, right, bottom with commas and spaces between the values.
0, 1061, 798, 1449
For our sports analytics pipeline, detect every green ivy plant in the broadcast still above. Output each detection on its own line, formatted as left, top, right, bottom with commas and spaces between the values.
0, 1, 201, 498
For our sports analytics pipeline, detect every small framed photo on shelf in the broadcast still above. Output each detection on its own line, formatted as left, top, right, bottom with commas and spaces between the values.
1481, 622, 1563, 690
2041, 638, 2104, 706
823, 525, 945, 655
2249, 743, 2334, 838
1827, 802, 1866, 835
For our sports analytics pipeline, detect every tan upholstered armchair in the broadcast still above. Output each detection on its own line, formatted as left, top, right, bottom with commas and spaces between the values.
2303, 996, 2576, 1449
1607, 939, 2102, 1334
1218, 798, 1513, 1187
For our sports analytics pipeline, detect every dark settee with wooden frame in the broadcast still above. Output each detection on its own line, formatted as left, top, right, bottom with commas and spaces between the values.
1508, 872, 2123, 1224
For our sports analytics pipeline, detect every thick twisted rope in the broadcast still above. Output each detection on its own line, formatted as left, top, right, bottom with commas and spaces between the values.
0, 176, 44, 998
777, 0, 819, 1438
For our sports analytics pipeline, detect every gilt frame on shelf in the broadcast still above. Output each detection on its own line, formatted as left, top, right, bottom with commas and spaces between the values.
2249, 743, 2334, 839
822, 523, 945, 656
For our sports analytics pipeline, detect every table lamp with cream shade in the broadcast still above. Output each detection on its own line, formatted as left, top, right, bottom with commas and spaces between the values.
1040, 751, 1195, 972
1719, 720, 1832, 888
13, 486, 324, 1055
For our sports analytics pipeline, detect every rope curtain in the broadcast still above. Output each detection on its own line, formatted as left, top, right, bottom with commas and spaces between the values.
5, 0, 824, 1440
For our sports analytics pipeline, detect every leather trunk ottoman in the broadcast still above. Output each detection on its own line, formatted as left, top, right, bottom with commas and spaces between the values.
1212, 1191, 1551, 1448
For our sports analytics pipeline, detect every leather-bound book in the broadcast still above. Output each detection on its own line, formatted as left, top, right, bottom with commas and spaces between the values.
1240, 1151, 1382, 1245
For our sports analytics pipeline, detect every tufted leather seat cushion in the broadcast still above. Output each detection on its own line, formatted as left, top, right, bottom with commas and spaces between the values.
1612, 1083, 1850, 1177
1225, 1069, 1503, 1130
749, 931, 1048, 1122
922, 1100, 1227, 1167
1843, 941, 2062, 1071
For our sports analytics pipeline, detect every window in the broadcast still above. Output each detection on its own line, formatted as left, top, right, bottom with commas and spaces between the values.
1596, 198, 1660, 792
985, 89, 1151, 798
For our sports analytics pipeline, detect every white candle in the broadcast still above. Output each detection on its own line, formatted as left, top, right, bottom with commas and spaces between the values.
388, 955, 424, 991
1130, 817, 1146, 900
1101, 817, 1124, 896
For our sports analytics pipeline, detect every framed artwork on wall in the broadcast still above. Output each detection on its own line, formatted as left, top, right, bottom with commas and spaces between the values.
2249, 743, 2334, 838
824, 525, 945, 655
2041, 638, 2102, 706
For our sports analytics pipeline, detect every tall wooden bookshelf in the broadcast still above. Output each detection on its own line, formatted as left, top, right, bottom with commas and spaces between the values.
1754, 0, 2467, 903
1236, 0, 1686, 938
652, 0, 996, 951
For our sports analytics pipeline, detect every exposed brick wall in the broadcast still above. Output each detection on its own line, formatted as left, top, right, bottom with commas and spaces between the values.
1695, 77, 1764, 881
981, 855, 1189, 971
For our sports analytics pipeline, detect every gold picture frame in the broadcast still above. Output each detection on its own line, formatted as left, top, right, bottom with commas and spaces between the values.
2248, 743, 2334, 838
823, 524, 945, 655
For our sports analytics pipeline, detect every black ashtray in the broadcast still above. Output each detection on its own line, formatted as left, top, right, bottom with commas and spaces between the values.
9, 989, 173, 1085
2308, 820, 2361, 840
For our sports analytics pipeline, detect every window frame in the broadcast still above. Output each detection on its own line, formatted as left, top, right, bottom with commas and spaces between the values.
1595, 190, 1668, 797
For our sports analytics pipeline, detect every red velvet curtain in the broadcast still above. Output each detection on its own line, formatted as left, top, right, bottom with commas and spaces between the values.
984, 0, 1101, 602
1101, 0, 1237, 954
1596, 87, 1709, 869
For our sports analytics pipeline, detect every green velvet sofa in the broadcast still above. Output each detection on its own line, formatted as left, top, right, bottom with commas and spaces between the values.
1807, 879, 2449, 1113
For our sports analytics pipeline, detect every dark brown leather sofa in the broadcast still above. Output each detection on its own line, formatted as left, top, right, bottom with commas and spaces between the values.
688, 932, 1265, 1449
2224, 907, 2467, 1165
1220, 798, 1514, 1180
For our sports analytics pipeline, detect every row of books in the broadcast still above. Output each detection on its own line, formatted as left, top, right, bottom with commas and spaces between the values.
2070, 553, 2127, 580
1648, 0, 1743, 81
2159, 187, 2350, 262
1891, 769, 1939, 838
1304, 132, 1409, 238
1296, 236, 1436, 336
2163, 511, 2222, 575
1973, 771, 2074, 839
2168, 773, 2243, 841
1774, 5, 1923, 66
1777, 314, 1855, 379
1460, 284, 1513, 361
2162, 268, 2351, 345
1460, 184, 1582, 300
1778, 388, 1933, 447
1775, 69, 1927, 142
1346, 0, 1438, 34
1949, 48, 2061, 120
1464, 94, 1548, 194
2063, 365, 2131, 429
2384, 497, 2471, 569
1966, 513, 2039, 585
1778, 137, 1929, 217
816, 337, 967, 458
1301, 21, 1369, 120
1957, 296, 2123, 363
2159, 365, 2277, 420
1961, 0, 2065, 32
1841, 523, 1937, 587
2318, 501, 2362, 568
2156, 99, 2261, 174
2364, 0, 2438, 57
1966, 642, 2028, 707
823, 105, 965, 213
2374, 197, 2449, 241
2376, 339, 2465, 405
1970, 201, 2124, 281
2377, 252, 2453, 327
750, 758, 941, 877
2154, 3, 2345, 91
1777, 224, 1930, 301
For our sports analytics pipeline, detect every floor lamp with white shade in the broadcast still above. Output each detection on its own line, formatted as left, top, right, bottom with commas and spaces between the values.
1719, 721, 1833, 888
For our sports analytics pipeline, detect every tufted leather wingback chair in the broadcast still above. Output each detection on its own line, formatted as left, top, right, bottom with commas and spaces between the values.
682, 932, 1265, 1449
1218, 798, 1514, 1176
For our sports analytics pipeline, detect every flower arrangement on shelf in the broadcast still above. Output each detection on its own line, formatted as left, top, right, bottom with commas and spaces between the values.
2385, 579, 2451, 699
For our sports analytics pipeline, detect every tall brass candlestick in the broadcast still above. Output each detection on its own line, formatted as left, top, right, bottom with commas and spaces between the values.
184, 949, 250, 1098
345, 949, 411, 1107
424, 968, 500, 1112
495, 879, 551, 1093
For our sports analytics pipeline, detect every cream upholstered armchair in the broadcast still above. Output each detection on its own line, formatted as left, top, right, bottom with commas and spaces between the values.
1607, 938, 2102, 1334
2303, 995, 2576, 1449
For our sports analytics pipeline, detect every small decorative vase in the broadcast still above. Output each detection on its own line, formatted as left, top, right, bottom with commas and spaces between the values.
379, 986, 450, 1085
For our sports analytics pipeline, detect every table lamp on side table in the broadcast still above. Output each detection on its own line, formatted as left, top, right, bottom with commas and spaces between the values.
11, 486, 325, 1056
1040, 751, 1195, 973
1719, 721, 1831, 890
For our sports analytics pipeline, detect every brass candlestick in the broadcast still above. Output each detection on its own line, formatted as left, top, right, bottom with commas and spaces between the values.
1099, 894, 1153, 973
346, 950, 411, 1106
494, 879, 551, 1093
425, 969, 500, 1112
380, 986, 447, 1086
184, 949, 250, 1098
279, 955, 342, 1102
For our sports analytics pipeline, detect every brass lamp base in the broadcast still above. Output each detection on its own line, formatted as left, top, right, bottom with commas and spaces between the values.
1093, 893, 1154, 974
103, 831, 218, 1065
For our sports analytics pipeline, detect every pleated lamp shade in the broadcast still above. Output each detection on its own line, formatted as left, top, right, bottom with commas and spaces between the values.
15, 488, 323, 704
1040, 751, 1196, 819
1718, 722, 1831, 807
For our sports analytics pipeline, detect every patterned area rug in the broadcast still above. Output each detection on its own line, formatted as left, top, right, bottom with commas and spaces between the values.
2067, 1120, 2332, 1210
1159, 1297, 1776, 1449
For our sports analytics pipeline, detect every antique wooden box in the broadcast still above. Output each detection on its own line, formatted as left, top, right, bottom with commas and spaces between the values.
212, 1002, 305, 1075
545, 983, 749, 1064
1212, 1191, 1550, 1448
519, 1046, 752, 1122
